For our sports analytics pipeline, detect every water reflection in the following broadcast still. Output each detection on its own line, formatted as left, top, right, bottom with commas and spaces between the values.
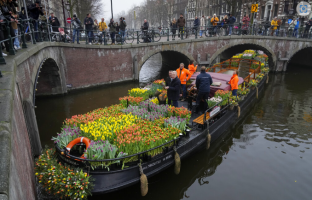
139, 53, 162, 83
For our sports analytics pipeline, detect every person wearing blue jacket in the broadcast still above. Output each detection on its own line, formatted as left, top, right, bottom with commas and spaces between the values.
195, 66, 213, 112
194, 16, 200, 35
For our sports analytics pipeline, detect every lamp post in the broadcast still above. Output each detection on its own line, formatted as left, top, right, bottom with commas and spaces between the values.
111, 0, 113, 19
61, 0, 66, 27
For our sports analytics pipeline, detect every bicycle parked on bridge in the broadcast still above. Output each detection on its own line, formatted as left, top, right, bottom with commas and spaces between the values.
138, 29, 161, 43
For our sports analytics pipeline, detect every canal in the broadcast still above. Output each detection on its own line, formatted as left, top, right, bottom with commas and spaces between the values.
35, 65, 312, 200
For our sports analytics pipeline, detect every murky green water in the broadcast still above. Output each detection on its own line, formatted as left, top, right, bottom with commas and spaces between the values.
36, 66, 312, 200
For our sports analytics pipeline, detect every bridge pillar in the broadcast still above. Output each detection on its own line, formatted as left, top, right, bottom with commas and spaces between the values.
133, 55, 139, 80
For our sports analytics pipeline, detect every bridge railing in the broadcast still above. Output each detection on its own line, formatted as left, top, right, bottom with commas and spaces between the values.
1, 20, 311, 66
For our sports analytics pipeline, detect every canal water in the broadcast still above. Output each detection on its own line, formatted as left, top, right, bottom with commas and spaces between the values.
35, 65, 312, 200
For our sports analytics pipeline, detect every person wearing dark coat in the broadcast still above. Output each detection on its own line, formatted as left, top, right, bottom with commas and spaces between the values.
193, 16, 200, 34
49, 13, 60, 32
165, 71, 181, 107
195, 66, 213, 112
28, 1, 43, 41
84, 13, 94, 44
165, 71, 172, 86
0, 0, 16, 52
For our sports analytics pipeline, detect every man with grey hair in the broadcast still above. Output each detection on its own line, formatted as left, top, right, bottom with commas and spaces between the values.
176, 63, 191, 101
165, 71, 181, 107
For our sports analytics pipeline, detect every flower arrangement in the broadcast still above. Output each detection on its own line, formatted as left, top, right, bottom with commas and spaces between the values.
52, 125, 81, 149
262, 67, 270, 73
238, 83, 250, 96
256, 73, 265, 80
229, 96, 240, 106
248, 79, 258, 87
167, 106, 191, 122
214, 90, 231, 106
206, 96, 222, 108
153, 79, 165, 86
128, 88, 150, 100
158, 90, 167, 101
164, 116, 187, 132
35, 148, 93, 200
119, 96, 144, 107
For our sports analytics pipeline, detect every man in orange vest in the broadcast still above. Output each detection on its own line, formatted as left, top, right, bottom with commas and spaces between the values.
188, 60, 197, 76
176, 63, 191, 101
228, 70, 239, 96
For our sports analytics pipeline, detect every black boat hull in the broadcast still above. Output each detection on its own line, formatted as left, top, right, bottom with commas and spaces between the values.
88, 77, 267, 194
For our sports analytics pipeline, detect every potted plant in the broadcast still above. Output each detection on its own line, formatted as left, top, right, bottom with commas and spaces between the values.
256, 73, 265, 81
248, 79, 258, 90
229, 96, 239, 110
262, 67, 270, 75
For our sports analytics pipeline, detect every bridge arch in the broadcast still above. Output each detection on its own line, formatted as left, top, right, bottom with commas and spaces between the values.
210, 41, 277, 69
33, 58, 67, 105
138, 49, 195, 74
287, 46, 312, 69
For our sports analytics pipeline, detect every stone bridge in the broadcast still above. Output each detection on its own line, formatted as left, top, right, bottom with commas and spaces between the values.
0, 36, 311, 199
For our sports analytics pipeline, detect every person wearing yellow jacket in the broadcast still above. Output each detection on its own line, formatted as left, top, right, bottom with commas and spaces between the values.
211, 14, 219, 36
98, 18, 108, 44
271, 17, 278, 36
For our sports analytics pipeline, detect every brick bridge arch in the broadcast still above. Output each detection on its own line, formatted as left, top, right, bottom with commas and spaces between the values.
137, 49, 195, 74
209, 40, 277, 68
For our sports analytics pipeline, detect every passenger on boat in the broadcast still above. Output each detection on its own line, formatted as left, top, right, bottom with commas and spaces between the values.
165, 71, 181, 107
165, 70, 173, 86
188, 60, 197, 76
176, 63, 191, 101
195, 66, 213, 112
228, 70, 239, 96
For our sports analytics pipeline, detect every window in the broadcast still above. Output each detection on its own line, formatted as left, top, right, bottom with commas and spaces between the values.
273, 4, 278, 17
261, 6, 265, 19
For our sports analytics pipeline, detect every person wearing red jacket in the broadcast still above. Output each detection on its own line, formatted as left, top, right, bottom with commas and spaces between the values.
228, 70, 239, 96
176, 63, 191, 101
188, 60, 197, 76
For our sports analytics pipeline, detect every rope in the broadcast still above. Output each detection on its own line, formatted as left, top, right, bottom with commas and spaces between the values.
266, 74, 269, 84
173, 146, 181, 175
138, 163, 148, 196
237, 106, 241, 118
206, 133, 211, 150
138, 163, 143, 175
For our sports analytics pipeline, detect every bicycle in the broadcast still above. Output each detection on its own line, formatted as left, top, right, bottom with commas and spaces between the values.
138, 29, 161, 43
116, 32, 134, 44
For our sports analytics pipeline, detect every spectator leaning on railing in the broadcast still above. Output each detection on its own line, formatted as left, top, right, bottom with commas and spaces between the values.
119, 17, 126, 42
0, 0, 18, 51
49, 12, 60, 32
228, 14, 236, 36
177, 13, 185, 37
288, 17, 297, 37
242, 14, 250, 35
210, 14, 219, 36
304, 18, 312, 38
193, 16, 199, 34
12, 12, 20, 49
170, 18, 177, 39
28, 0, 43, 41
271, 17, 278, 36
0, 8, 8, 56
71, 14, 81, 44
84, 13, 94, 45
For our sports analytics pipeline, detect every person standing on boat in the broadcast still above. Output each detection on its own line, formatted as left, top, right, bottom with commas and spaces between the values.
165, 71, 181, 107
195, 66, 213, 112
188, 60, 197, 76
176, 63, 191, 101
229, 70, 239, 96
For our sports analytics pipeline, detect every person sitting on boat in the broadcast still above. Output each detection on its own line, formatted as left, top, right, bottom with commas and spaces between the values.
228, 70, 239, 96
195, 66, 213, 112
176, 63, 192, 101
188, 60, 197, 76
165, 71, 181, 107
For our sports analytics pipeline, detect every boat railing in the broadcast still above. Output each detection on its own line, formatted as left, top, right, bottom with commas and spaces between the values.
56, 136, 179, 169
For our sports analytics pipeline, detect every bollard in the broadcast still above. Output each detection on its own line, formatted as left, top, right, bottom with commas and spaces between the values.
137, 31, 139, 44
195, 28, 198, 39
167, 28, 169, 41
152, 30, 154, 42
38, 22, 43, 42
86, 30, 88, 44
104, 31, 107, 45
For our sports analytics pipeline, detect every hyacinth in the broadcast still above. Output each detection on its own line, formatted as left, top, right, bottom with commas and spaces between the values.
52, 125, 81, 149
164, 116, 187, 132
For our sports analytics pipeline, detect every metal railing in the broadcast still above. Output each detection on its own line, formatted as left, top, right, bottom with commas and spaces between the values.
1, 20, 312, 65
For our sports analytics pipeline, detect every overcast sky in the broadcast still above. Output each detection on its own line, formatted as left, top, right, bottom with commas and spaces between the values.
101, 0, 145, 19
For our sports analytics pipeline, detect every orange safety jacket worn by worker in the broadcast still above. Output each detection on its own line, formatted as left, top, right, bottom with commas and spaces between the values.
188, 64, 197, 76
176, 68, 192, 85
229, 74, 239, 90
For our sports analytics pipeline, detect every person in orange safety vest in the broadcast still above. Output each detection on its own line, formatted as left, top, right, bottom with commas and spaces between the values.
176, 63, 192, 101
188, 60, 197, 76
228, 70, 239, 96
